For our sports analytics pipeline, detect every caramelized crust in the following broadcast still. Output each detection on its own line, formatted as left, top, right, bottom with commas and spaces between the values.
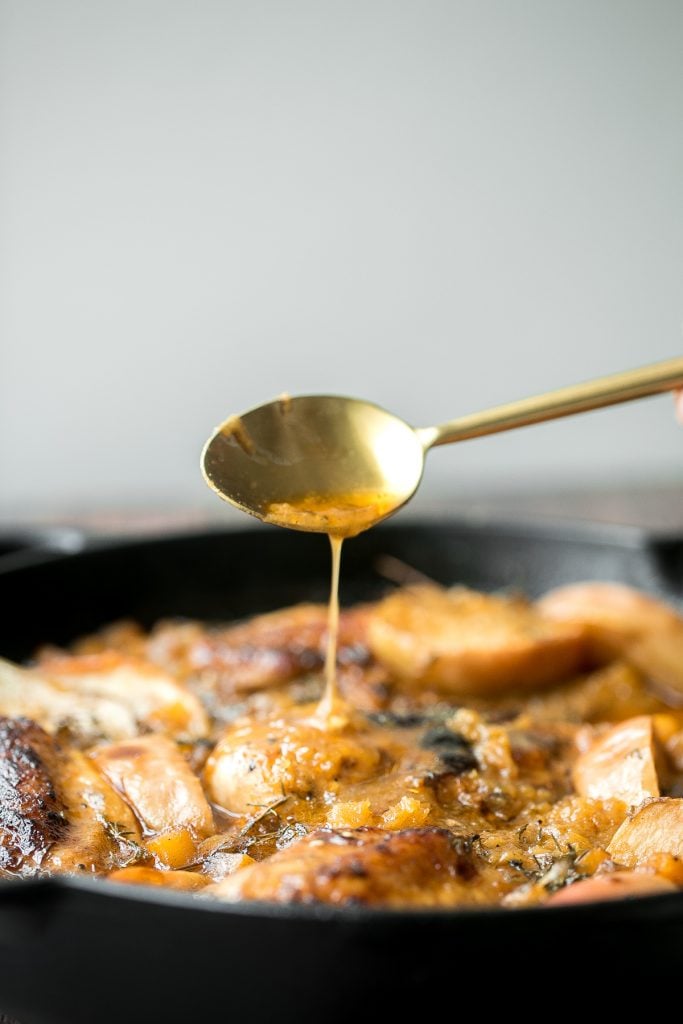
34, 651, 209, 741
0, 652, 208, 745
148, 604, 372, 696
0, 720, 145, 876
211, 827, 477, 906
44, 750, 143, 874
0, 717, 67, 870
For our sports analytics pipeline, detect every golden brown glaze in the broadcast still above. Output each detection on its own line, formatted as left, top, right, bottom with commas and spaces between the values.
211, 827, 478, 906
2, 582, 683, 907
145, 604, 375, 705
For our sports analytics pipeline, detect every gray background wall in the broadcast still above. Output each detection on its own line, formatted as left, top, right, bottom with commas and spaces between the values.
1, 0, 681, 516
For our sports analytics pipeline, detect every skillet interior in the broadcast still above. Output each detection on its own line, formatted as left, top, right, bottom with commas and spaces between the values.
0, 518, 682, 1021
2, 516, 681, 660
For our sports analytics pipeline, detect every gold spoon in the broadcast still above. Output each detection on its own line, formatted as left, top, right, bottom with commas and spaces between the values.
201, 357, 683, 537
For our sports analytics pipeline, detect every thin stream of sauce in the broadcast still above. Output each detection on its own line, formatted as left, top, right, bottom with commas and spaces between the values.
316, 534, 343, 723
264, 490, 401, 726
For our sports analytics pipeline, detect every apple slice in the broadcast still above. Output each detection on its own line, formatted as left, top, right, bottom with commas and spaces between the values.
607, 798, 683, 867
367, 585, 585, 695
573, 716, 660, 807
548, 871, 676, 906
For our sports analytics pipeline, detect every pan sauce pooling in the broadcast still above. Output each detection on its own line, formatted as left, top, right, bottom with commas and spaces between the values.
3, 582, 683, 906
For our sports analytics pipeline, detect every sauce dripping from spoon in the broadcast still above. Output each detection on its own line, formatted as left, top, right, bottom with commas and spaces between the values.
318, 534, 343, 724
264, 490, 402, 726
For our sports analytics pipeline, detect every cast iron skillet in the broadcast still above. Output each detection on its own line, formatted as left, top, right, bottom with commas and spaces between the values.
0, 518, 682, 1023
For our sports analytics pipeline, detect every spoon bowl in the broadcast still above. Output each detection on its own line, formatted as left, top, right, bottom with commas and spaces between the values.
202, 395, 425, 534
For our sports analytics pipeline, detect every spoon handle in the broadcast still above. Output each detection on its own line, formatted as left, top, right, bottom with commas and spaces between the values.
418, 356, 683, 449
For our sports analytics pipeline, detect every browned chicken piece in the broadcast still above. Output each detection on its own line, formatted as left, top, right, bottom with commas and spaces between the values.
69, 620, 148, 658
0, 716, 143, 875
147, 604, 373, 696
0, 658, 134, 744
93, 735, 215, 838
209, 827, 478, 906
0, 652, 208, 745
0, 717, 67, 871
367, 586, 586, 695
36, 651, 209, 741
44, 750, 143, 874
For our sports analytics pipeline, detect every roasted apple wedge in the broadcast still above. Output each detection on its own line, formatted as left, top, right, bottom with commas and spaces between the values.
548, 871, 676, 905
538, 582, 683, 641
540, 583, 683, 706
607, 797, 683, 866
573, 716, 662, 807
367, 585, 585, 695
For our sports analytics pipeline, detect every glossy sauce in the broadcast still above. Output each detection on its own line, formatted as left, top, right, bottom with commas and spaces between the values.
317, 535, 343, 722
264, 490, 401, 538
265, 490, 402, 724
